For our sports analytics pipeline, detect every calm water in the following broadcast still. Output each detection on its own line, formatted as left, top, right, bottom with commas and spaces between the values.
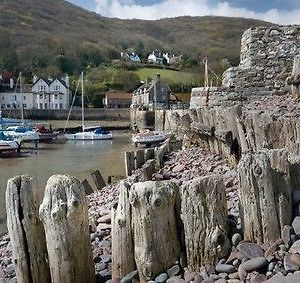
0, 131, 132, 235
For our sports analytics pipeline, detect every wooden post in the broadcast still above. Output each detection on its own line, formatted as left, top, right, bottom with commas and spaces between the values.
145, 148, 155, 161
180, 175, 230, 270
81, 179, 94, 195
90, 169, 106, 190
39, 175, 95, 283
125, 151, 135, 177
111, 181, 136, 278
135, 149, 145, 169
130, 181, 181, 281
142, 159, 156, 181
6, 175, 51, 283
238, 151, 292, 244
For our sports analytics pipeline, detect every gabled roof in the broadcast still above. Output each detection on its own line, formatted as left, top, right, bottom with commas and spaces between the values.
31, 77, 51, 87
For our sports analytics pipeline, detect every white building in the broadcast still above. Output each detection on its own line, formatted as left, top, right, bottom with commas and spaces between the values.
32, 76, 70, 110
148, 50, 170, 65
0, 75, 70, 110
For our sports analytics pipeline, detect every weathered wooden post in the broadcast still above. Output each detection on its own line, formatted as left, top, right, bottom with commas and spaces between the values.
145, 148, 155, 161
142, 159, 156, 181
6, 175, 51, 283
130, 181, 181, 281
238, 150, 292, 244
125, 151, 135, 176
180, 175, 230, 270
90, 169, 106, 190
81, 179, 94, 195
135, 149, 145, 169
111, 181, 136, 278
39, 175, 95, 283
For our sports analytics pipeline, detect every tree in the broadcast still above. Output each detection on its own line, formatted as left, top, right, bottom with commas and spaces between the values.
0, 33, 18, 72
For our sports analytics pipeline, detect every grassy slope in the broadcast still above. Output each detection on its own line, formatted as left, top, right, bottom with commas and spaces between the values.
0, 0, 272, 71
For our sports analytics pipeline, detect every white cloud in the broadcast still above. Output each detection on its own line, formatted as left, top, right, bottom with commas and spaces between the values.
94, 0, 300, 25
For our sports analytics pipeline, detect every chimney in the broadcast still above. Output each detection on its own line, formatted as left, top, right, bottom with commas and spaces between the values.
64, 74, 69, 88
33, 75, 38, 84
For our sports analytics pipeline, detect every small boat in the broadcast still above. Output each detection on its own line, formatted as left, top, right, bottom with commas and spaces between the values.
65, 127, 113, 140
35, 125, 59, 142
3, 125, 39, 142
0, 132, 20, 153
132, 130, 171, 145
64, 72, 113, 141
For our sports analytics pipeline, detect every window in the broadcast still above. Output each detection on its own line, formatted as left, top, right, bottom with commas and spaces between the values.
60, 103, 63, 109
23, 104, 27, 109
45, 103, 48, 109
59, 95, 62, 100
23, 95, 26, 100
39, 94, 43, 99
54, 94, 58, 99
14, 95, 17, 101
55, 103, 58, 109
7, 104, 11, 108
39, 103, 43, 109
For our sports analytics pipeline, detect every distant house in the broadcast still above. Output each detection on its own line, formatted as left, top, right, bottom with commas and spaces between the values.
0, 75, 70, 110
32, 75, 70, 110
103, 91, 132, 108
131, 74, 171, 110
120, 51, 141, 63
148, 50, 170, 65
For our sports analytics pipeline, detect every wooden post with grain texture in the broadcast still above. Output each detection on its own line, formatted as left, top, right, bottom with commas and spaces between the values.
125, 151, 135, 177
180, 175, 230, 270
238, 150, 292, 244
111, 181, 136, 278
291, 55, 300, 98
6, 175, 51, 283
130, 181, 181, 282
39, 175, 95, 283
90, 169, 106, 190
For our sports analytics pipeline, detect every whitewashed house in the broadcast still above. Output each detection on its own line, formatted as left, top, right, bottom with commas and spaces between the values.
148, 50, 170, 65
0, 75, 70, 110
32, 75, 70, 110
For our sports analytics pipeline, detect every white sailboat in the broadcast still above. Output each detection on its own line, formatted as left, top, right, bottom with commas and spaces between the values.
64, 72, 113, 140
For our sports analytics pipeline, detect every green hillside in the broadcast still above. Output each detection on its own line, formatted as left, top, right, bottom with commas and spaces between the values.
0, 0, 272, 78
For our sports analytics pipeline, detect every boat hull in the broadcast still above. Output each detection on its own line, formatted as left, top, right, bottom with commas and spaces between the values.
3, 131, 39, 142
0, 140, 20, 153
64, 131, 113, 140
132, 132, 170, 144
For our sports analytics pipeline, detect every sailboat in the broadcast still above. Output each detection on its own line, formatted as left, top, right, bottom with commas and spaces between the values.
64, 72, 113, 140
2, 73, 39, 142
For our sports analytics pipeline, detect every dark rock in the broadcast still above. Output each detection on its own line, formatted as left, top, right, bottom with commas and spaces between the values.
241, 257, 268, 272
292, 191, 300, 203
284, 254, 299, 272
167, 265, 181, 277
292, 216, 300, 235
100, 254, 111, 263
215, 264, 236, 274
282, 225, 294, 247
155, 272, 168, 283
231, 233, 242, 247
237, 242, 264, 259
121, 270, 139, 283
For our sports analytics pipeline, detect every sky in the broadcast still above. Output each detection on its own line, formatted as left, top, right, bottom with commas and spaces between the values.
68, 0, 300, 24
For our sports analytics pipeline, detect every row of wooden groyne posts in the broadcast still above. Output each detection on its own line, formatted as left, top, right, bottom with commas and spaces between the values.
5, 95, 300, 282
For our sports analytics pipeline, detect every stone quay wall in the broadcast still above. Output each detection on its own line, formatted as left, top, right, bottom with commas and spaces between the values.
223, 25, 300, 93
2, 108, 130, 121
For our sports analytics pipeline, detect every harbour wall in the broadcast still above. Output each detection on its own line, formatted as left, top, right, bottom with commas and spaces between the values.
2, 108, 130, 121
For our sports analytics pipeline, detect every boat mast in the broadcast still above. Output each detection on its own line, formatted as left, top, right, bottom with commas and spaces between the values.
81, 71, 84, 132
19, 72, 24, 122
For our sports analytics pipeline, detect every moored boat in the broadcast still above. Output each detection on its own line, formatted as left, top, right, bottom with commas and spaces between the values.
65, 127, 113, 140
132, 130, 171, 145
3, 125, 39, 142
0, 132, 20, 153
35, 125, 59, 142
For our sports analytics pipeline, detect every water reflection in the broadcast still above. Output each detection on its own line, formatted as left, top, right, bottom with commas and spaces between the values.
0, 131, 130, 235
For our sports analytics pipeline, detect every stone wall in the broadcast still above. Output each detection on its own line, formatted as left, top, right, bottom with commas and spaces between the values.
2, 108, 130, 121
223, 25, 300, 93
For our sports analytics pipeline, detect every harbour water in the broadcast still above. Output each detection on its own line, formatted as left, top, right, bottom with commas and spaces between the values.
0, 130, 132, 235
